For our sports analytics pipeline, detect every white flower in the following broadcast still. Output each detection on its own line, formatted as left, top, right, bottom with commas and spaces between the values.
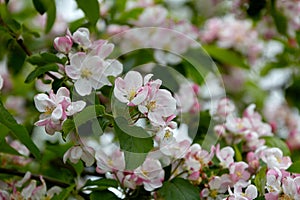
114, 71, 149, 106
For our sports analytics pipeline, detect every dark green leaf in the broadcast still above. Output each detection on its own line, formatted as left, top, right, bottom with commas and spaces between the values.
7, 42, 26, 75
52, 185, 75, 200
71, 160, 84, 175
75, 0, 99, 25
90, 190, 119, 200
203, 45, 249, 69
233, 144, 243, 162
287, 161, 300, 173
27, 53, 66, 66
45, 0, 56, 33
0, 101, 41, 159
32, 0, 46, 14
254, 166, 267, 196
157, 178, 200, 200
263, 136, 290, 156
25, 63, 59, 83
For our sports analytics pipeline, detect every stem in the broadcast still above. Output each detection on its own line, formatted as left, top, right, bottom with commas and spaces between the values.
0, 167, 69, 188
170, 159, 184, 180
0, 17, 32, 56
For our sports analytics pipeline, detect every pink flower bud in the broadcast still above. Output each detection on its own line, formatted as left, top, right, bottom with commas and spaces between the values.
53, 36, 73, 54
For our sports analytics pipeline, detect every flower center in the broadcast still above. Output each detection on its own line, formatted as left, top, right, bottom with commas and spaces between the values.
45, 106, 54, 115
128, 89, 136, 101
81, 68, 92, 79
147, 101, 157, 111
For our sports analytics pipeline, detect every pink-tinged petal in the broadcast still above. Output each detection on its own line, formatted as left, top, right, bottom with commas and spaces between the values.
65, 65, 81, 80
131, 86, 148, 105
144, 74, 153, 85
81, 147, 95, 167
98, 43, 114, 58
63, 148, 71, 163
72, 27, 91, 48
34, 94, 55, 112
51, 104, 63, 121
114, 78, 129, 103
124, 71, 143, 91
54, 36, 73, 54
66, 101, 86, 116
104, 59, 123, 77
35, 118, 50, 126
138, 105, 148, 114
74, 78, 93, 96
21, 180, 36, 199
70, 52, 86, 68
70, 146, 82, 164
245, 185, 258, 199
16, 172, 31, 187
56, 87, 70, 99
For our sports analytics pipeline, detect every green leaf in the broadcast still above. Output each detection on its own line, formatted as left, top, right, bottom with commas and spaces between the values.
75, 0, 99, 25
25, 63, 59, 83
32, 0, 46, 14
7, 41, 26, 75
0, 101, 41, 159
233, 144, 243, 162
203, 45, 249, 69
124, 151, 148, 170
45, 0, 56, 33
85, 178, 118, 190
263, 136, 290, 156
62, 119, 75, 136
157, 178, 200, 200
287, 160, 300, 173
114, 117, 153, 170
116, 7, 144, 24
254, 166, 267, 196
0, 134, 21, 156
270, 0, 287, 35
27, 52, 66, 66
90, 190, 119, 200
52, 184, 75, 200
73, 105, 106, 128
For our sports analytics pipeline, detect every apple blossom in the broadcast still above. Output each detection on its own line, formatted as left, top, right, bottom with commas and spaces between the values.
63, 145, 95, 167
71, 27, 91, 48
216, 145, 235, 168
138, 88, 177, 127
134, 158, 165, 191
227, 184, 258, 200
34, 87, 86, 134
53, 35, 73, 54
260, 147, 292, 170
229, 161, 250, 184
114, 71, 149, 106
95, 148, 126, 173
65, 51, 122, 96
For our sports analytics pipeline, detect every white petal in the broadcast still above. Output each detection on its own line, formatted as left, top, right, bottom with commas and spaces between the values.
34, 94, 55, 112
66, 101, 86, 116
74, 79, 93, 96
124, 71, 143, 91
51, 104, 63, 121
104, 59, 123, 77
56, 87, 70, 98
